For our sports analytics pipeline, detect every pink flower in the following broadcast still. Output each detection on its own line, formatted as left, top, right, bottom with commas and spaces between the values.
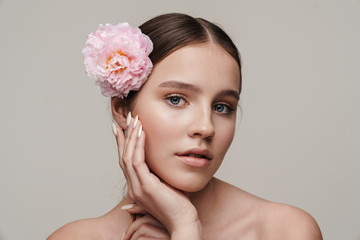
82, 22, 153, 98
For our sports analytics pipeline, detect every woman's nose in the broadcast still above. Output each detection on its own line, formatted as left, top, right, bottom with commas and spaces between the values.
187, 107, 215, 140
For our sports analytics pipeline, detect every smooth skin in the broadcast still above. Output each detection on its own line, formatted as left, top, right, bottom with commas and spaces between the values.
48, 44, 322, 240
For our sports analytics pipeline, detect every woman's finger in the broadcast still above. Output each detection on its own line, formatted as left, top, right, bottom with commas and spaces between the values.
124, 214, 169, 240
113, 112, 137, 200
121, 203, 148, 215
123, 112, 136, 151
128, 224, 170, 240
123, 116, 144, 200
113, 123, 125, 169
132, 130, 154, 187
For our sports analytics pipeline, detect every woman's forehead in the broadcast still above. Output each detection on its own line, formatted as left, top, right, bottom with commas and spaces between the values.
147, 44, 241, 91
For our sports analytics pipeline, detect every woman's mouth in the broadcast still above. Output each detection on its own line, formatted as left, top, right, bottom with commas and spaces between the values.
176, 148, 213, 167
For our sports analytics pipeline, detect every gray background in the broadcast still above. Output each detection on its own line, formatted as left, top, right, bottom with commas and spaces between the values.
0, 0, 359, 239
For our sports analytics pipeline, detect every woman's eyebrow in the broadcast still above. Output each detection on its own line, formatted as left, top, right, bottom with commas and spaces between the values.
158, 80, 201, 92
215, 89, 240, 101
158, 80, 239, 100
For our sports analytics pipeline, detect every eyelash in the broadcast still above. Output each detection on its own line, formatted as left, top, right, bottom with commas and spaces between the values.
164, 94, 236, 114
213, 103, 235, 114
165, 94, 187, 106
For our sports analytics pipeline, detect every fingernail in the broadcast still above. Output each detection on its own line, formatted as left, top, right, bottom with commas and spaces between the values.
133, 115, 138, 128
120, 204, 134, 210
126, 112, 131, 127
112, 123, 117, 136
138, 125, 142, 138
121, 232, 125, 240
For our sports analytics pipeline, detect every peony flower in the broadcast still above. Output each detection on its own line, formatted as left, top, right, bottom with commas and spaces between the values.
82, 22, 153, 98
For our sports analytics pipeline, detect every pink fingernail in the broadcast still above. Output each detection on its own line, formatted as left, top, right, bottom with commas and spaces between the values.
112, 123, 117, 136
138, 125, 142, 138
120, 204, 134, 210
133, 115, 138, 127
126, 112, 131, 127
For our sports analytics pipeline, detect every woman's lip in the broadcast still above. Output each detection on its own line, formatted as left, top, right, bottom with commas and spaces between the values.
176, 148, 213, 160
176, 155, 210, 168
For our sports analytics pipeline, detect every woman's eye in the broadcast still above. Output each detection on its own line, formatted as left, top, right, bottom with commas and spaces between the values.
166, 95, 186, 106
213, 104, 233, 113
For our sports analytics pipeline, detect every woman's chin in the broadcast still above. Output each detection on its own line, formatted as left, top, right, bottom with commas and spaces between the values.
179, 186, 205, 193
149, 165, 213, 193
165, 176, 210, 193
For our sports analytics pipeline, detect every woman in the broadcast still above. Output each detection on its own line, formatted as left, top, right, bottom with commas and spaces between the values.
48, 13, 322, 239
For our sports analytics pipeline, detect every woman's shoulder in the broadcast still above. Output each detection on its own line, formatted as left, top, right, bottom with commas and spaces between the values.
47, 217, 104, 240
259, 201, 323, 240
47, 200, 133, 240
213, 178, 322, 239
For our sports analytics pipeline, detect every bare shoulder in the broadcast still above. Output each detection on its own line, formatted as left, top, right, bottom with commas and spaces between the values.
47, 201, 133, 240
47, 218, 103, 240
261, 202, 323, 240
212, 179, 322, 240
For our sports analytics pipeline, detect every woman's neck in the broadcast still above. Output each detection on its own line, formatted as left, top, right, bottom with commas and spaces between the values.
184, 177, 220, 224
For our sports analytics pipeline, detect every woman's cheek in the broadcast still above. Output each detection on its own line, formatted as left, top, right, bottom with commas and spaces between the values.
141, 104, 183, 163
214, 117, 236, 155
143, 105, 182, 140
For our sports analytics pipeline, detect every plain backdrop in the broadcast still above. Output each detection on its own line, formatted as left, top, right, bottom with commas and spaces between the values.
0, 0, 359, 239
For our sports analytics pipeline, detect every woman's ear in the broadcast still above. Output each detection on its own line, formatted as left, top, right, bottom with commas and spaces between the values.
111, 97, 129, 130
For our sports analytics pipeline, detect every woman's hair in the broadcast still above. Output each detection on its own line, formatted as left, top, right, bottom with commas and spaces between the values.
118, 13, 242, 105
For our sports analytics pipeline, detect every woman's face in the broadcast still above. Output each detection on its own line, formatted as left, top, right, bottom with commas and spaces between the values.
131, 43, 240, 192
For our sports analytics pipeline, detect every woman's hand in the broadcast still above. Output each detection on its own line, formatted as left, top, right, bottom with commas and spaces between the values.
113, 112, 202, 239
122, 204, 170, 240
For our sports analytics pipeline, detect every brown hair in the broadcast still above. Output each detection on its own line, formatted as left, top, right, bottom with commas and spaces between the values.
117, 13, 242, 106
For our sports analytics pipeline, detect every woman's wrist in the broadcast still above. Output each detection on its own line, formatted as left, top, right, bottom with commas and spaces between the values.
170, 218, 202, 240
